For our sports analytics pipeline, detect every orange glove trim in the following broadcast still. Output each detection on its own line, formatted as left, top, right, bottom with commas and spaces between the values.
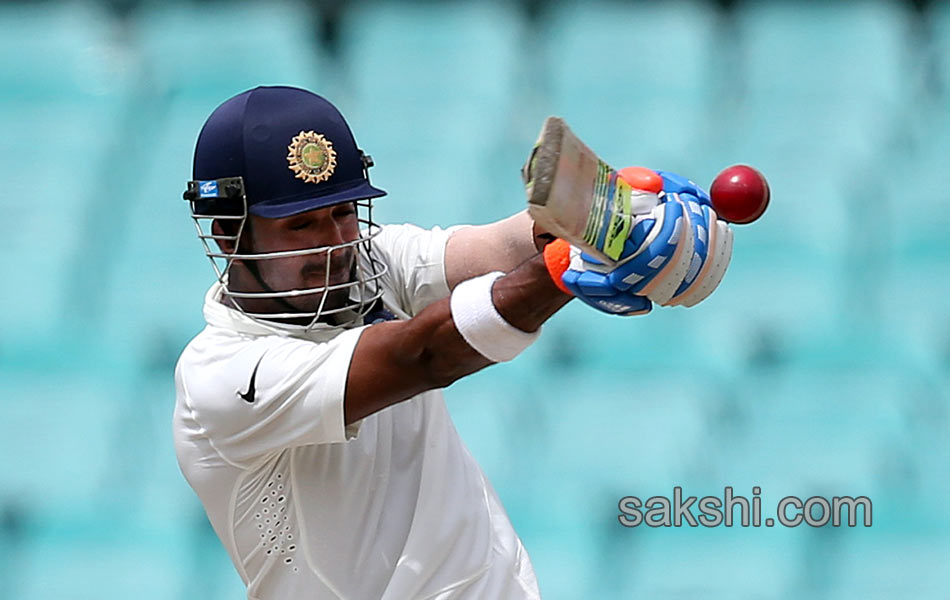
542, 238, 573, 296
617, 166, 663, 193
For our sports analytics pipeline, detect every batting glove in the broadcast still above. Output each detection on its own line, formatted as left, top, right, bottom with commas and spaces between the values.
543, 168, 733, 316
651, 170, 733, 307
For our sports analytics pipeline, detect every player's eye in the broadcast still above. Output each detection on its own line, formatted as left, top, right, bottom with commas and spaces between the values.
288, 218, 312, 231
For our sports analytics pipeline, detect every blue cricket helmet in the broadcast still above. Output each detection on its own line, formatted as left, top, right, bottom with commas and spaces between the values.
191, 85, 386, 217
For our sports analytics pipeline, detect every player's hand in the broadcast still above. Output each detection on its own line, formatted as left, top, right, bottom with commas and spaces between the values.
554, 196, 689, 316
648, 170, 733, 307
545, 168, 733, 315
546, 240, 653, 315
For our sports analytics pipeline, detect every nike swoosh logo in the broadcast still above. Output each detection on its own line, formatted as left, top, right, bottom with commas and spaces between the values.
238, 355, 265, 404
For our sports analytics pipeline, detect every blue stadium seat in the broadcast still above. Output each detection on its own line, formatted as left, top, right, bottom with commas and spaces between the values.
736, 0, 907, 159
827, 537, 950, 598
929, 0, 950, 98
96, 2, 329, 366
539, 1, 858, 307
698, 252, 846, 356
340, 0, 522, 227
528, 249, 845, 381
543, 1, 718, 172
625, 533, 794, 597
0, 374, 127, 510
533, 297, 749, 376
526, 526, 601, 599
452, 365, 715, 490
0, 2, 128, 355
727, 368, 908, 491
725, 1, 909, 263
98, 98, 222, 364
16, 533, 184, 599
0, 2, 122, 100
0, 101, 112, 345
131, 0, 323, 99
740, 0, 907, 97
875, 73, 950, 371
873, 262, 950, 373
0, 373, 226, 600
890, 111, 950, 262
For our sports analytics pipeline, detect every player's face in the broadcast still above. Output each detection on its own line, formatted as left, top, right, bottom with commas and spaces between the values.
243, 202, 361, 316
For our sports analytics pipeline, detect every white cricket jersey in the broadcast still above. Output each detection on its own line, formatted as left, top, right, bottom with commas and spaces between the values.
173, 223, 540, 600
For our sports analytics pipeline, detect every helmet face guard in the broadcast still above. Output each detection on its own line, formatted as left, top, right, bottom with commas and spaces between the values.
183, 177, 387, 330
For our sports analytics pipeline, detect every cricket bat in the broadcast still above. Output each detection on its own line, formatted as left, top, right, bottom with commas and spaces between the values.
522, 117, 659, 265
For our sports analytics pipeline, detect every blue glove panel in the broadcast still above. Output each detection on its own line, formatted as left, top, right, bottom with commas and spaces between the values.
583, 293, 651, 316
562, 273, 653, 315
656, 170, 711, 204
561, 168, 720, 316
606, 199, 686, 293
672, 202, 713, 298
656, 173, 715, 302
568, 269, 618, 297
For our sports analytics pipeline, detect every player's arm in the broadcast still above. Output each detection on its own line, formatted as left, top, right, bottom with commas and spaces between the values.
345, 252, 569, 425
444, 211, 553, 290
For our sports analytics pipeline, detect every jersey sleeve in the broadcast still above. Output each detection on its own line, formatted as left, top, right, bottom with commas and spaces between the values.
372, 223, 464, 316
176, 327, 365, 469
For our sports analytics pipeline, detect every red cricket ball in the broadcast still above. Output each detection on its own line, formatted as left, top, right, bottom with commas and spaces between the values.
709, 165, 770, 224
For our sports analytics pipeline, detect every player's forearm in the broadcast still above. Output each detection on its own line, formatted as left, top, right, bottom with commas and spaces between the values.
445, 211, 549, 289
422, 255, 570, 384
409, 254, 569, 383
345, 254, 570, 425
491, 253, 571, 332
344, 303, 489, 424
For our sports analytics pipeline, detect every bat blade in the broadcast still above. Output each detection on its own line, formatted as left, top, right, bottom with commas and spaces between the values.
522, 117, 646, 265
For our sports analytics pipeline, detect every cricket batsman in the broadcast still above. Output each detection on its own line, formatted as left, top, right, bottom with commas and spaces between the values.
173, 86, 733, 599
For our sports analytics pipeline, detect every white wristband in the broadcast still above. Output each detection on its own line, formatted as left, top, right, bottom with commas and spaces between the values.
450, 271, 541, 363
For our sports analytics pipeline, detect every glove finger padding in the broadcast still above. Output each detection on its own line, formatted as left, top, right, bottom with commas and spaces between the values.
665, 198, 711, 304
672, 216, 733, 307
637, 195, 695, 305
646, 173, 733, 308
605, 199, 694, 303
562, 246, 653, 316
552, 167, 732, 316
656, 170, 711, 205
576, 291, 653, 316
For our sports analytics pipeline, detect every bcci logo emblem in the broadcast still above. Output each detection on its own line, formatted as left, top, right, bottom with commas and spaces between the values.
287, 131, 337, 184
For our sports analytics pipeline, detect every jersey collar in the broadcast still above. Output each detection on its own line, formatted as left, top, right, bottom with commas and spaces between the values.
202, 282, 355, 341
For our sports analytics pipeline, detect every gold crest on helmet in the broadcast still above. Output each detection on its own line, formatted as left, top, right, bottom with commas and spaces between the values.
287, 131, 337, 184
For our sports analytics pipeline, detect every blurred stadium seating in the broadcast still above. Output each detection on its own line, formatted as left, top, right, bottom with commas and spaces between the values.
1, 0, 947, 598
339, 0, 524, 226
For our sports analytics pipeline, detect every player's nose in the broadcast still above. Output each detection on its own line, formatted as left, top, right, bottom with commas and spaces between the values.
314, 216, 348, 248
